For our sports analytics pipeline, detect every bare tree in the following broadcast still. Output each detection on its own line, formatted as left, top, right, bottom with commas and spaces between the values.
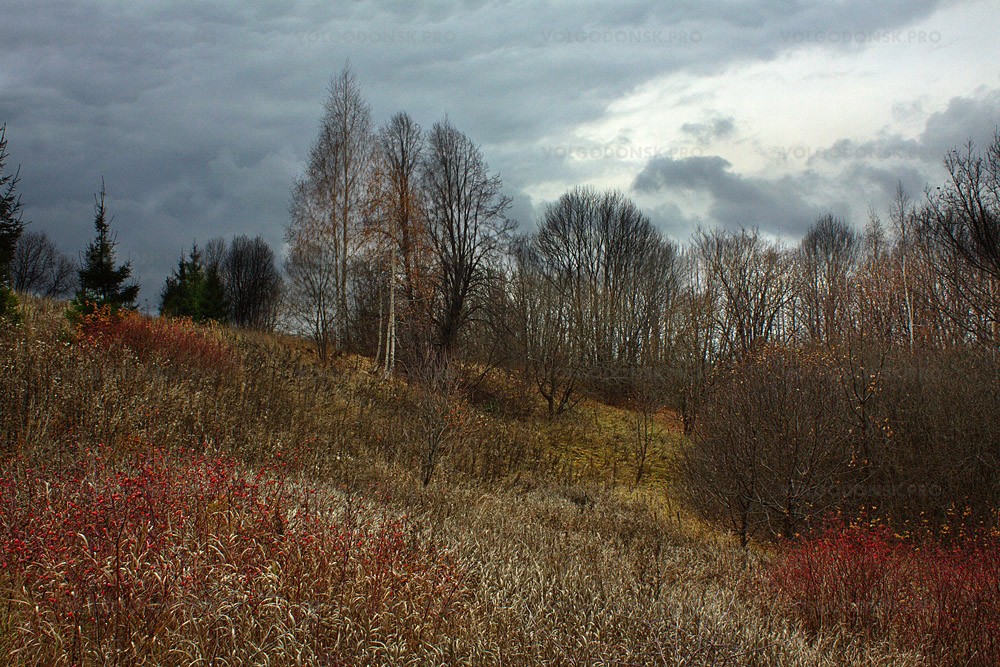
852, 211, 905, 343
223, 235, 282, 331
421, 119, 512, 361
924, 132, 1000, 281
913, 209, 1000, 346
671, 246, 724, 435
294, 62, 374, 350
325, 63, 373, 342
624, 365, 672, 486
203, 237, 227, 274
797, 215, 859, 344
377, 112, 429, 310
693, 227, 793, 359
917, 135, 1000, 346
510, 236, 582, 417
364, 111, 433, 373
285, 180, 339, 359
533, 187, 679, 371
888, 185, 918, 350
11, 230, 76, 297
411, 385, 471, 487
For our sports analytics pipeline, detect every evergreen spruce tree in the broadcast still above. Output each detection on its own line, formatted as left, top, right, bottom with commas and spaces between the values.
201, 257, 229, 323
160, 244, 228, 323
73, 180, 139, 313
161, 246, 202, 319
0, 124, 25, 321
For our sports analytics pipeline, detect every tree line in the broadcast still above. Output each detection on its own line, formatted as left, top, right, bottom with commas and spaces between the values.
268, 65, 999, 539
1, 72, 997, 542
0, 136, 283, 329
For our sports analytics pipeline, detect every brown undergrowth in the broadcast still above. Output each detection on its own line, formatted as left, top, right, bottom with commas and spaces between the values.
0, 298, 931, 665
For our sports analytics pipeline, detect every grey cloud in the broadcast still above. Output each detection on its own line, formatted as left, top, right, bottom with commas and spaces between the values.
919, 88, 1000, 157
506, 191, 538, 233
633, 155, 826, 236
680, 115, 737, 145
643, 201, 706, 242
806, 89, 1000, 168
636, 86, 1000, 241
634, 155, 734, 191
803, 135, 925, 167
839, 163, 930, 203
0, 0, 957, 297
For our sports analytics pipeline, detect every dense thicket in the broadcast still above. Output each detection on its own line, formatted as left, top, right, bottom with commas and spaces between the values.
675, 137, 1000, 537
281, 67, 996, 538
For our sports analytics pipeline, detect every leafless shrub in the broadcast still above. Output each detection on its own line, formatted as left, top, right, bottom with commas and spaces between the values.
680, 345, 855, 545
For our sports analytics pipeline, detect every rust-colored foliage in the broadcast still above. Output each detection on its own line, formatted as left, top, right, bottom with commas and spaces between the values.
75, 305, 235, 371
0, 445, 466, 664
769, 513, 1000, 667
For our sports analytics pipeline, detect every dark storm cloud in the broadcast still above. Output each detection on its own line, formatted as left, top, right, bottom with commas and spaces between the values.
0, 0, 951, 298
633, 155, 824, 236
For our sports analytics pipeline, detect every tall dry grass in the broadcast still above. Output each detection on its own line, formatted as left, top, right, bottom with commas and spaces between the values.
0, 298, 934, 665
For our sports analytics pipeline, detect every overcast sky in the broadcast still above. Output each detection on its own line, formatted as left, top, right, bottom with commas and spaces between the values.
2, 0, 999, 306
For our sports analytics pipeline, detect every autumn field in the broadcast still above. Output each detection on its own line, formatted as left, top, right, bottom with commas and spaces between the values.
0, 298, 996, 666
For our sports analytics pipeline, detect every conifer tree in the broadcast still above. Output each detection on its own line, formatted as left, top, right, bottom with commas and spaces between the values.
201, 256, 229, 322
0, 124, 25, 320
73, 180, 139, 312
160, 246, 202, 319
160, 244, 229, 323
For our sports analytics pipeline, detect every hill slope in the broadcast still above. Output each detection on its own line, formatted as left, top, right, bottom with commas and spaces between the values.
0, 299, 927, 665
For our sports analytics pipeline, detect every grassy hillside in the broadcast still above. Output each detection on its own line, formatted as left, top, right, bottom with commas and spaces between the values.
0, 298, 972, 665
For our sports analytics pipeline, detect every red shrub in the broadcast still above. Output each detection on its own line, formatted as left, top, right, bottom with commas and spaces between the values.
769, 515, 1000, 666
0, 445, 466, 663
74, 306, 234, 371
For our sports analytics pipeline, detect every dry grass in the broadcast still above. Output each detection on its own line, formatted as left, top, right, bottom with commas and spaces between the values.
0, 298, 938, 665
529, 398, 683, 488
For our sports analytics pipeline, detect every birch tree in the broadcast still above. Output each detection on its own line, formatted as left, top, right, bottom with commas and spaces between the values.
293, 62, 374, 350
366, 112, 433, 373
